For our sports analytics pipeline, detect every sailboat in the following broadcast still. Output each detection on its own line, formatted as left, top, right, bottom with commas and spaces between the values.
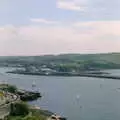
32, 81, 36, 88
76, 94, 80, 100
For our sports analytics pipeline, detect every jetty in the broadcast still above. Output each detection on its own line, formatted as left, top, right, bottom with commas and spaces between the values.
17, 89, 41, 101
76, 74, 120, 80
8, 70, 120, 80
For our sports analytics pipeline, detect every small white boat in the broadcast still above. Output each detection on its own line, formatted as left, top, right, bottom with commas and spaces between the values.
76, 95, 80, 99
76, 94, 82, 104
32, 81, 36, 87
76, 94, 80, 100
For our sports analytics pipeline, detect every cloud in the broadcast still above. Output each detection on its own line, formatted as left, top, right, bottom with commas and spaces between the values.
56, 0, 120, 20
0, 21, 120, 55
57, 0, 86, 11
73, 21, 120, 36
30, 18, 58, 24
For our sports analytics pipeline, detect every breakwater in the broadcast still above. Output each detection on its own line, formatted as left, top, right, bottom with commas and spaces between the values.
8, 71, 120, 80
77, 74, 120, 80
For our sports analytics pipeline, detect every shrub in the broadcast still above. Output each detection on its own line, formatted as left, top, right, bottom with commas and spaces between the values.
10, 102, 29, 116
7, 85, 17, 93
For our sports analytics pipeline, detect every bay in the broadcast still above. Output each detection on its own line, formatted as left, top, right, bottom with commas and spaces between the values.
0, 67, 120, 120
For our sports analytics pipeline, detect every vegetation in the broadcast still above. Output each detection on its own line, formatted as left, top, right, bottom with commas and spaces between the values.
8, 102, 47, 120
0, 84, 17, 93
7, 85, 17, 93
7, 115, 46, 120
0, 53, 120, 70
0, 84, 48, 120
10, 102, 29, 116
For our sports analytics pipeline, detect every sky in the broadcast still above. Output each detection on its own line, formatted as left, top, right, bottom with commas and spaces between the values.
0, 0, 120, 56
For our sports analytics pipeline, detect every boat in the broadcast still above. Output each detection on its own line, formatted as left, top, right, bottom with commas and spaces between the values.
51, 114, 67, 120
32, 81, 36, 87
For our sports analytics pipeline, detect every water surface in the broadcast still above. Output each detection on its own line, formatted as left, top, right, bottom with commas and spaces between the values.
0, 67, 120, 120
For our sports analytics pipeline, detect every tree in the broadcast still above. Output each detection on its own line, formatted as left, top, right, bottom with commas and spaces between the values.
7, 85, 17, 93
10, 102, 29, 116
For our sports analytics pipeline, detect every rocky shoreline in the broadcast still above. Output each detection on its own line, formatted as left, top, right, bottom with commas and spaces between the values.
0, 84, 67, 120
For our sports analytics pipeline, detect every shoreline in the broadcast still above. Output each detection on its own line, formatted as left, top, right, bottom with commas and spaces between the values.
0, 84, 67, 120
7, 71, 120, 80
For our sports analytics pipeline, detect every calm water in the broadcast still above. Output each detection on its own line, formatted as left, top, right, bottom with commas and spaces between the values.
1, 67, 120, 120
104, 69, 120, 77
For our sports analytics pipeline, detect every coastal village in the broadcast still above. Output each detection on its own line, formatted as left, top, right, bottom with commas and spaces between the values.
8, 63, 101, 76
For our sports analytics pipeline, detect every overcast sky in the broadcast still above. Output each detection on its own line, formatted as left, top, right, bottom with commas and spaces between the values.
0, 0, 120, 56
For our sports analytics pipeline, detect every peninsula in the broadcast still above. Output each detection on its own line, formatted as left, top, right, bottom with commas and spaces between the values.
0, 53, 119, 80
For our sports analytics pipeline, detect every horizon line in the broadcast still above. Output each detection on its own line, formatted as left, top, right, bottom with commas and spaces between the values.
0, 52, 119, 57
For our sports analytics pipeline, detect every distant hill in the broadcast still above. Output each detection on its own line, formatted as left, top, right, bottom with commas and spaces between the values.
0, 53, 120, 69
0, 52, 120, 63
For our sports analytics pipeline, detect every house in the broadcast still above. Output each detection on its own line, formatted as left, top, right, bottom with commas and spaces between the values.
40, 68, 56, 75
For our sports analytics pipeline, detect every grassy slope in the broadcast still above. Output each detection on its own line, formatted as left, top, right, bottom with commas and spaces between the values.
0, 53, 120, 65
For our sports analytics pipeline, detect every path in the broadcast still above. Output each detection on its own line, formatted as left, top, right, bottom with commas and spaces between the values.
0, 93, 19, 120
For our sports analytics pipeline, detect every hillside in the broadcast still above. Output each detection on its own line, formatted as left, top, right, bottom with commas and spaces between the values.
0, 53, 120, 70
